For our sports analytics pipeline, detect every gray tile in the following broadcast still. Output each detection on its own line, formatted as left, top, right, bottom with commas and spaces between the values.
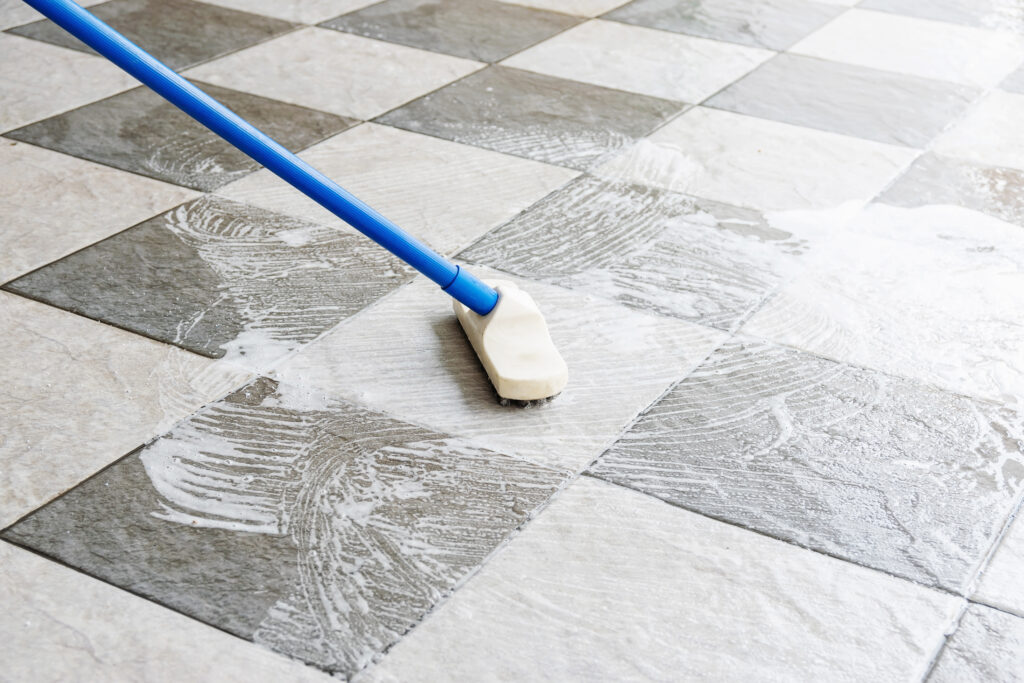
2, 377, 563, 677
588, 340, 1024, 592
5, 83, 355, 191
3, 196, 410, 362
930, 605, 1024, 682
606, 0, 843, 50
321, 0, 579, 62
878, 153, 1024, 227
1002, 65, 1024, 94
459, 174, 811, 330
377, 65, 684, 170
7, 0, 297, 70
861, 0, 1024, 33
707, 53, 979, 147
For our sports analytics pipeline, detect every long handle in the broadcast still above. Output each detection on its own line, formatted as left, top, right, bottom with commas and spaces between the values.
23, 0, 500, 316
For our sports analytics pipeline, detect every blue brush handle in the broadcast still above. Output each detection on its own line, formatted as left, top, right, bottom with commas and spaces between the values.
23, 0, 499, 316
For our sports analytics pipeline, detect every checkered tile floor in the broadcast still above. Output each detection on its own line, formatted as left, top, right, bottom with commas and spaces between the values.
3, 0, 1024, 680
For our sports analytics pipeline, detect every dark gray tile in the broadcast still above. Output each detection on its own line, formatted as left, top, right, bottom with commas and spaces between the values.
2, 377, 564, 676
861, 0, 1024, 33
7, 0, 297, 70
878, 153, 1024, 227
930, 605, 1024, 681
588, 340, 1024, 592
4, 196, 411, 360
321, 0, 579, 62
606, 0, 843, 50
5, 83, 355, 191
376, 65, 684, 170
459, 174, 809, 331
707, 53, 979, 147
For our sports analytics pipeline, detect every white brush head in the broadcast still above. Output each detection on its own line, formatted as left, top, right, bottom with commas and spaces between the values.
454, 280, 568, 402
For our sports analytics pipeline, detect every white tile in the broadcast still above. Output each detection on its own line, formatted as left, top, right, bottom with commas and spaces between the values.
742, 203, 1024, 404
218, 123, 579, 253
198, 0, 377, 24
183, 27, 482, 120
0, 293, 250, 527
275, 273, 725, 471
934, 90, 1024, 172
0, 141, 198, 283
596, 107, 916, 211
791, 9, 1024, 88
0, 0, 104, 30
0, 543, 331, 682
0, 33, 138, 132
503, 19, 772, 102
975, 512, 1024, 617
360, 477, 962, 682
498, 0, 628, 16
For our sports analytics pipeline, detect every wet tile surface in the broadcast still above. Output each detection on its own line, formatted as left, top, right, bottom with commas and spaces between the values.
606, 0, 843, 50
201, 0, 378, 24
7, 0, 297, 70
589, 340, 1024, 592
860, 0, 1024, 33
6, 83, 355, 191
934, 90, 1024, 173
1003, 64, 1024, 94
498, 0, 627, 15
974, 511, 1024, 617
2, 377, 564, 677
322, 0, 579, 63
362, 477, 960, 682
707, 53, 979, 147
0, 0, 104, 30
377, 65, 684, 170
929, 605, 1024, 682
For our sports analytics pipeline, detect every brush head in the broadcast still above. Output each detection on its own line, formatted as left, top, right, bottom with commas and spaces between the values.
454, 280, 568, 402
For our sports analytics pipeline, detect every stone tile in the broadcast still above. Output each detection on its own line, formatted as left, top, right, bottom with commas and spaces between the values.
589, 339, 1024, 592
458, 175, 819, 330
218, 123, 579, 254
595, 106, 916, 211
4, 196, 412, 365
1003, 64, 1024, 93
0, 543, 333, 682
360, 477, 961, 682
790, 9, 1024, 88
2, 377, 564, 677
974, 511, 1024, 617
0, 141, 197, 283
0, 292, 249, 529
503, 19, 772, 103
275, 273, 726, 471
322, 0, 579, 62
377, 65, 684, 170
930, 605, 1024, 682
184, 26, 481, 120
201, 0, 378, 24
743, 203, 1024, 404
0, 33, 136, 132
498, 0, 627, 15
707, 53, 979, 147
606, 0, 843, 50
0, 0, 104, 30
8, 0, 297, 70
6, 83, 355, 191
934, 90, 1024, 173
877, 153, 1024, 227
861, 0, 1024, 33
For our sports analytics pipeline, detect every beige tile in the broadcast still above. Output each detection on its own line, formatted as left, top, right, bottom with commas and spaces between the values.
361, 477, 962, 682
0, 141, 198, 283
0, 0, 104, 30
198, 0, 378, 24
498, 0, 628, 16
0, 293, 250, 527
218, 123, 579, 253
975, 512, 1024, 617
183, 27, 482, 120
934, 90, 1024, 173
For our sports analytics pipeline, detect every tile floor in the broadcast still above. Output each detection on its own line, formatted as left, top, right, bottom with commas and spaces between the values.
2, 0, 1024, 680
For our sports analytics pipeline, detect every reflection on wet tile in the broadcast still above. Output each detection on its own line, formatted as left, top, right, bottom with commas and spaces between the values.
362, 477, 960, 682
790, 9, 1024, 88
707, 53, 978, 147
4, 196, 411, 363
503, 19, 771, 103
498, 0, 627, 15
218, 123, 579, 253
606, 0, 843, 50
377, 65, 684, 170
861, 0, 1024, 33
743, 203, 1024, 403
0, 292, 249, 528
934, 90, 1024, 173
588, 340, 1024, 592
930, 605, 1024, 682
322, 0, 579, 62
2, 377, 563, 677
974, 511, 1024, 617
596, 106, 915, 210
276, 274, 726, 471
200, 0, 377, 24
8, 0, 297, 70
459, 175, 814, 330
6, 84, 354, 191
